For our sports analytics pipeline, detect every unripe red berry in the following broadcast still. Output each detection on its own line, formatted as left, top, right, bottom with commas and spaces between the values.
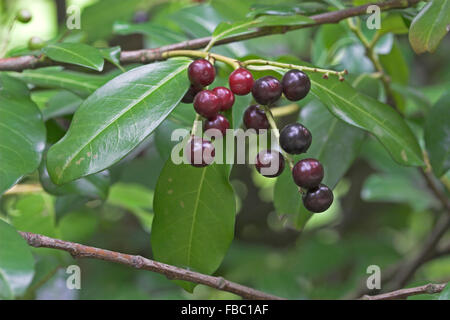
188, 59, 215, 86
229, 68, 253, 95
212, 87, 235, 111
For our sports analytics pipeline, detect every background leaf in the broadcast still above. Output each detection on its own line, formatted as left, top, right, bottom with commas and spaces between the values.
152, 161, 236, 291
0, 219, 35, 300
47, 58, 191, 184
408, 0, 450, 54
0, 75, 46, 194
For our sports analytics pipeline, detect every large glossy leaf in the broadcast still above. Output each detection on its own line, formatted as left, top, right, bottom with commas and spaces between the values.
409, 0, 450, 54
276, 57, 423, 166
424, 93, 450, 177
47, 58, 191, 184
43, 43, 104, 71
0, 75, 46, 194
152, 161, 236, 292
9, 67, 109, 97
0, 219, 35, 300
274, 101, 364, 229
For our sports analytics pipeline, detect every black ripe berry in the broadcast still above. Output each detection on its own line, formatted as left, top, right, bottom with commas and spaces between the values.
243, 105, 269, 131
212, 87, 235, 111
303, 184, 333, 213
292, 158, 324, 189
205, 114, 230, 137
229, 68, 254, 95
186, 137, 215, 167
181, 84, 203, 104
188, 59, 215, 86
281, 69, 311, 101
193, 90, 220, 118
252, 76, 282, 105
279, 123, 312, 154
255, 150, 285, 178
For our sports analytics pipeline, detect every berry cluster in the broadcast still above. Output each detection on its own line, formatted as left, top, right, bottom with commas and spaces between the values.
182, 58, 333, 213
250, 71, 333, 213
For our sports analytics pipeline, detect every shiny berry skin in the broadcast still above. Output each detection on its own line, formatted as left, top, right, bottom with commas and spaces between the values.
292, 158, 324, 188
252, 76, 282, 105
212, 87, 235, 111
193, 90, 220, 118
255, 150, 285, 178
205, 114, 230, 137
229, 68, 254, 95
243, 105, 269, 131
188, 59, 215, 86
281, 69, 311, 101
17, 9, 32, 23
181, 84, 203, 103
279, 123, 312, 154
303, 184, 333, 213
186, 137, 215, 167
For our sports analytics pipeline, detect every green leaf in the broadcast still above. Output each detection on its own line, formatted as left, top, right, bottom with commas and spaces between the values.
41, 90, 83, 121
152, 161, 236, 291
0, 75, 46, 194
409, 0, 450, 54
100, 46, 123, 71
113, 21, 186, 45
43, 43, 104, 71
0, 219, 35, 300
211, 14, 315, 44
424, 92, 450, 177
58, 209, 98, 243
9, 67, 109, 97
47, 59, 191, 184
438, 283, 450, 300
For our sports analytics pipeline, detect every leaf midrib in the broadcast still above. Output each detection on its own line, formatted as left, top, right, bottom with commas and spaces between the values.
46, 44, 103, 70
424, 0, 448, 50
56, 62, 188, 182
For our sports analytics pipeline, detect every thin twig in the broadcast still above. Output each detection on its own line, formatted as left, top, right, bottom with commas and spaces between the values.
0, 0, 422, 71
361, 283, 447, 300
19, 231, 284, 300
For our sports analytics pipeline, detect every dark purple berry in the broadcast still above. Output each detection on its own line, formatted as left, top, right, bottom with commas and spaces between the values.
292, 158, 324, 188
251, 76, 282, 105
204, 114, 230, 137
255, 150, 285, 178
185, 137, 215, 167
279, 123, 312, 154
193, 90, 220, 118
212, 87, 235, 111
243, 105, 269, 131
188, 59, 215, 86
229, 68, 254, 95
303, 184, 333, 213
281, 69, 311, 101
181, 84, 203, 103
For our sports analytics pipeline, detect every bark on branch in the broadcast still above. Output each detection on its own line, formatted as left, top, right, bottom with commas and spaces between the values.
361, 283, 447, 300
19, 231, 284, 300
0, 0, 422, 72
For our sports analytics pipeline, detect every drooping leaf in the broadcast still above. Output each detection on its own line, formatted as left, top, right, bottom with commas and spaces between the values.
43, 43, 104, 71
275, 57, 424, 167
424, 92, 450, 177
0, 75, 46, 194
9, 67, 109, 97
47, 58, 191, 184
409, 0, 450, 54
152, 161, 236, 292
0, 219, 35, 300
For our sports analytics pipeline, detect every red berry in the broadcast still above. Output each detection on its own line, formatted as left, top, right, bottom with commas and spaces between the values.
204, 114, 230, 137
292, 158, 324, 188
303, 184, 333, 213
255, 150, 285, 178
185, 137, 215, 167
181, 84, 203, 103
282, 69, 311, 101
252, 76, 282, 105
188, 59, 215, 86
193, 90, 220, 118
243, 105, 269, 131
229, 68, 254, 95
212, 87, 235, 111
